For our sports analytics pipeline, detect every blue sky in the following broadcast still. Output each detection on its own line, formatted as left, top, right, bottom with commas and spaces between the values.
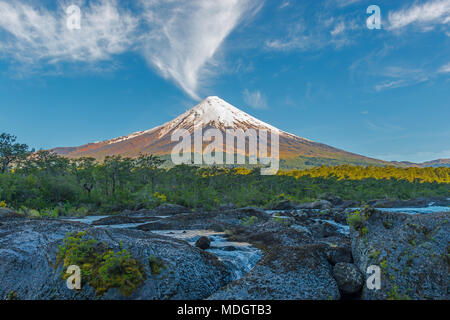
0, 0, 449, 162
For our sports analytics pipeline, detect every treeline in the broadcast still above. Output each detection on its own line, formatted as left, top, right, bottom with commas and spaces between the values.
278, 165, 450, 183
0, 133, 449, 215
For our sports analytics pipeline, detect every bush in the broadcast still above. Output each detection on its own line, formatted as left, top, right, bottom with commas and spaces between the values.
346, 210, 363, 230
57, 231, 147, 297
241, 216, 259, 226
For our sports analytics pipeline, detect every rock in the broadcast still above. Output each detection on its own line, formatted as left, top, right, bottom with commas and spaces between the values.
137, 207, 270, 232
218, 203, 237, 211
350, 210, 449, 300
297, 200, 332, 210
91, 215, 157, 226
268, 200, 300, 211
333, 263, 364, 294
195, 236, 211, 250
235, 207, 267, 217
0, 208, 19, 218
229, 220, 314, 248
338, 200, 360, 209
325, 243, 353, 265
310, 221, 344, 238
209, 245, 340, 300
0, 219, 230, 300
153, 204, 190, 215
223, 246, 237, 251
321, 195, 343, 206
367, 197, 443, 208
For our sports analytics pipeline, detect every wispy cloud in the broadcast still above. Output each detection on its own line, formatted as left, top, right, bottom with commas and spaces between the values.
365, 120, 404, 133
0, 0, 262, 100
140, 0, 261, 100
388, 0, 450, 31
438, 62, 450, 73
0, 0, 138, 64
279, 2, 290, 10
243, 89, 268, 109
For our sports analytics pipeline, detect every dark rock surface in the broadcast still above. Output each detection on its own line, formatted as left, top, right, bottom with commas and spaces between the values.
0, 218, 229, 300
332, 263, 364, 294
297, 200, 332, 210
137, 207, 270, 232
1, 201, 448, 301
209, 245, 340, 300
152, 204, 191, 215
195, 236, 211, 250
367, 197, 449, 208
268, 200, 300, 211
350, 209, 449, 300
91, 215, 159, 226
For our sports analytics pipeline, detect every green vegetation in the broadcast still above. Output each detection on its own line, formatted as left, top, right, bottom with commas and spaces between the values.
149, 255, 166, 276
0, 133, 449, 215
368, 249, 381, 260
241, 216, 259, 226
56, 231, 146, 297
346, 210, 364, 230
387, 285, 411, 300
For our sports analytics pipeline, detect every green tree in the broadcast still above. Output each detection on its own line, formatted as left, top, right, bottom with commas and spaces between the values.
0, 133, 33, 173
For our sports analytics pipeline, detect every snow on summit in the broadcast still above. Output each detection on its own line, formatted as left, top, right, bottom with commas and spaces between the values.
159, 96, 279, 135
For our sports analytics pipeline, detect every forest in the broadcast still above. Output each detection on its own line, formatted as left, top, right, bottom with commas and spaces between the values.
0, 133, 449, 216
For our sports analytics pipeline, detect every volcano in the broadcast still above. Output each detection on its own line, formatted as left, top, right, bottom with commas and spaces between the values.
51, 96, 387, 167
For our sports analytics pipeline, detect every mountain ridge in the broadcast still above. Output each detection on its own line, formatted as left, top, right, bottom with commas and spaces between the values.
50, 97, 447, 168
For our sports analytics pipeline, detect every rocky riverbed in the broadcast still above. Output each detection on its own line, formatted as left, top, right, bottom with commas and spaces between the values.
0, 199, 448, 300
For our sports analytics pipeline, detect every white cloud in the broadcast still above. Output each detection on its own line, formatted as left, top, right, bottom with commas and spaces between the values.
388, 0, 450, 31
279, 2, 290, 9
140, 0, 261, 100
374, 66, 432, 91
243, 89, 268, 109
438, 62, 450, 73
0, 0, 261, 100
330, 22, 346, 36
334, 0, 363, 8
0, 0, 138, 64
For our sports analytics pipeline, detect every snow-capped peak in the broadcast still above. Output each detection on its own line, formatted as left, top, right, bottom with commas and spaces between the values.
158, 96, 279, 135
106, 96, 299, 144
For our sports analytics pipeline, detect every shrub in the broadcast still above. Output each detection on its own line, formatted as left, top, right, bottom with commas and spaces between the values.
149, 255, 166, 275
346, 210, 363, 230
241, 216, 259, 226
57, 231, 147, 297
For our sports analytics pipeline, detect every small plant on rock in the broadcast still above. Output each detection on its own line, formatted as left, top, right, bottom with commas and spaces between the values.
56, 231, 147, 297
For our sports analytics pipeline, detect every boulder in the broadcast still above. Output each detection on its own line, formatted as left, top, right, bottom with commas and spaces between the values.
333, 263, 364, 294
153, 204, 190, 215
325, 244, 353, 265
338, 200, 360, 209
91, 215, 157, 226
321, 195, 343, 206
350, 210, 449, 300
208, 245, 340, 300
297, 200, 332, 210
0, 218, 230, 300
0, 208, 19, 218
269, 200, 300, 211
217, 203, 237, 211
195, 236, 211, 250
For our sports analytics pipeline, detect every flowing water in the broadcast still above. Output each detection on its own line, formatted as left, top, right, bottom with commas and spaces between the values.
61, 216, 262, 281
151, 230, 262, 281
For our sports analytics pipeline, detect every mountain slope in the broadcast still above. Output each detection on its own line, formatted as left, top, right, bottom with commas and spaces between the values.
51, 96, 388, 166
